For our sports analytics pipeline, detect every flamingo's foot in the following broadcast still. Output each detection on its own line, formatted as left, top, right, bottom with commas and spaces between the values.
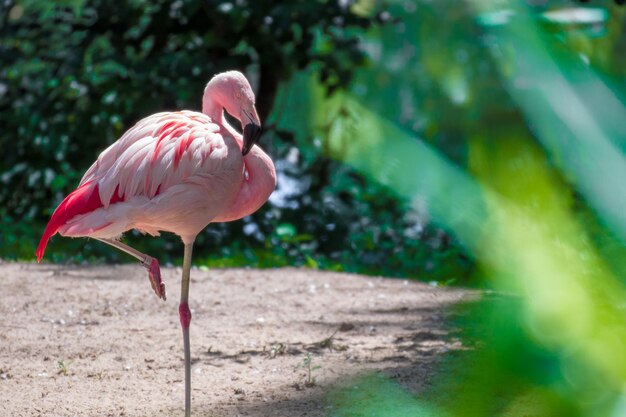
146, 258, 166, 301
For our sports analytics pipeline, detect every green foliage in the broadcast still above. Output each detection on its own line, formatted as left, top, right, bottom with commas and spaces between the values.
300, 352, 321, 387
323, 3, 626, 417
1, 0, 398, 269
57, 358, 72, 376
329, 374, 438, 417
0, 0, 474, 283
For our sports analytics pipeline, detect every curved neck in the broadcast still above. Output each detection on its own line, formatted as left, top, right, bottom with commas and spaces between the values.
202, 93, 224, 125
203, 91, 242, 149
212, 146, 276, 223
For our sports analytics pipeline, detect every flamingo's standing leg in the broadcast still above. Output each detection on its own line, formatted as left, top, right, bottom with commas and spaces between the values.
95, 238, 166, 300
179, 242, 194, 417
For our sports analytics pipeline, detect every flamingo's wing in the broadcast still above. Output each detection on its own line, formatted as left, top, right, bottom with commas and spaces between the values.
85, 111, 224, 205
36, 111, 225, 261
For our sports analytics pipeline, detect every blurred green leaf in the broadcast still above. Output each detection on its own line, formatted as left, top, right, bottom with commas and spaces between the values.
276, 223, 296, 239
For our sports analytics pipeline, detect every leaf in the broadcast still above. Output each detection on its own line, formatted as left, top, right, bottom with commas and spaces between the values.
276, 223, 296, 238
305, 256, 319, 269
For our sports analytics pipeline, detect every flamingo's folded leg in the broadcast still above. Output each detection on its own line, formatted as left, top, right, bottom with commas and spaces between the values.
144, 257, 166, 301
95, 238, 166, 301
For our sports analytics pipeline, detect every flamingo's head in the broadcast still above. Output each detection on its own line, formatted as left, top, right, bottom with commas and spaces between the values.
207, 71, 262, 156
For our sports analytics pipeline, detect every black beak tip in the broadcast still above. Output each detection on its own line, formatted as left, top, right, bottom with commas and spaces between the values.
242, 123, 262, 156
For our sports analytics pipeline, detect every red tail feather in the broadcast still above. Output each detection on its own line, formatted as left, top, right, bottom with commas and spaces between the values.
36, 181, 104, 262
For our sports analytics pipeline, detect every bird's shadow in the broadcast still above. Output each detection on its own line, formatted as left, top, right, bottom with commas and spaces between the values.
37, 263, 144, 282
171, 301, 479, 417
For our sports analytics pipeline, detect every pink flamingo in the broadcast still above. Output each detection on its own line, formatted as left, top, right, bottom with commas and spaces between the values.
36, 71, 276, 416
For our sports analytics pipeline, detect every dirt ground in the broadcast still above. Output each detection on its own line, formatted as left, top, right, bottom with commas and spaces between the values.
0, 261, 475, 417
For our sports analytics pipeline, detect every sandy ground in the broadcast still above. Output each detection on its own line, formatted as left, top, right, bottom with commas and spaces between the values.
0, 261, 475, 417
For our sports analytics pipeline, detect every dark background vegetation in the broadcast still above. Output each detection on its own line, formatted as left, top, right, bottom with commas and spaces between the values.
0, 0, 471, 282
3, 0, 624, 286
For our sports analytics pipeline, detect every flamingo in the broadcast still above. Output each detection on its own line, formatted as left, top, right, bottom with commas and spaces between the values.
36, 70, 276, 416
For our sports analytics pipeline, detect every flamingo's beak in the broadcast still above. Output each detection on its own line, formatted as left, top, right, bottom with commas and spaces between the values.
242, 106, 262, 156
242, 123, 262, 156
